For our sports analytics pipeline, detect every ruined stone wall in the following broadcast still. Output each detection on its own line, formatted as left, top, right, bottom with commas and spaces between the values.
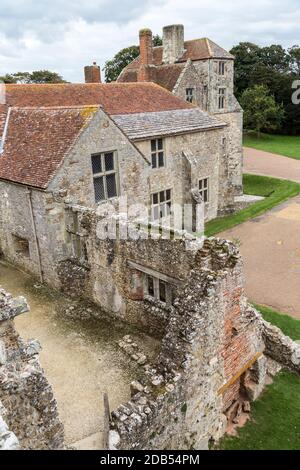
109, 239, 266, 450
58, 206, 201, 337
0, 182, 69, 288
0, 288, 64, 450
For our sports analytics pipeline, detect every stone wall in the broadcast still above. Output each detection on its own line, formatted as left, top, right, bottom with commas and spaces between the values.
108, 238, 268, 450
107, 237, 300, 450
0, 288, 64, 450
171, 57, 243, 199
135, 127, 229, 221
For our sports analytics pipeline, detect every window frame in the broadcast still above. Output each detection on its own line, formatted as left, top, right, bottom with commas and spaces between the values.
186, 87, 195, 103
151, 188, 172, 221
150, 138, 165, 169
218, 87, 226, 110
198, 177, 210, 204
218, 61, 226, 76
91, 151, 119, 203
145, 274, 173, 306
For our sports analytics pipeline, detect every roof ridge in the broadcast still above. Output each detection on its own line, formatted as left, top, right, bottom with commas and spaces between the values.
10, 105, 101, 110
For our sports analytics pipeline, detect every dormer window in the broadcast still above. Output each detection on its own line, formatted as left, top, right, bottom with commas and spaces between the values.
186, 88, 195, 103
218, 61, 226, 76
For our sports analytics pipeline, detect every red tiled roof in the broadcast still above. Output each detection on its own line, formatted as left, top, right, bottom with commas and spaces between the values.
0, 105, 7, 136
118, 64, 185, 92
0, 82, 194, 189
4, 82, 194, 115
118, 38, 234, 88
0, 106, 99, 189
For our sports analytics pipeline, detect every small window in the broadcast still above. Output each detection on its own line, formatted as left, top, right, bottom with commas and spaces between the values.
218, 61, 225, 76
186, 88, 194, 103
12, 235, 30, 258
218, 88, 226, 110
221, 137, 227, 153
146, 274, 173, 305
91, 151, 118, 202
151, 189, 172, 221
199, 178, 209, 203
151, 138, 165, 169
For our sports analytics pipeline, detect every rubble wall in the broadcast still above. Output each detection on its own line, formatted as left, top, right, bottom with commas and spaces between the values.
0, 288, 64, 450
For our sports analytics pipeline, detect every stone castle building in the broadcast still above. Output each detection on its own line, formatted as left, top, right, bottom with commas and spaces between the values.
117, 24, 243, 198
1, 32, 297, 450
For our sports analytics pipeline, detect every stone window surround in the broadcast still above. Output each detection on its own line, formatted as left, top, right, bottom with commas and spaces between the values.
91, 150, 119, 202
218, 87, 226, 110
127, 260, 183, 307
199, 177, 210, 204
218, 61, 226, 76
150, 188, 172, 221
150, 138, 165, 169
185, 87, 195, 103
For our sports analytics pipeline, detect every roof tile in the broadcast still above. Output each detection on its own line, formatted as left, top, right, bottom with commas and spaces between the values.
0, 106, 98, 189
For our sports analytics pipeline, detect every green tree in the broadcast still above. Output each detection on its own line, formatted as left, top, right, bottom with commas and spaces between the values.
104, 35, 162, 83
104, 45, 140, 83
289, 45, 300, 74
0, 70, 66, 84
240, 85, 285, 137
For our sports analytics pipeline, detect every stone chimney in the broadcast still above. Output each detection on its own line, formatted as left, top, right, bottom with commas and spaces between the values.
162, 24, 185, 64
84, 62, 101, 83
137, 28, 154, 82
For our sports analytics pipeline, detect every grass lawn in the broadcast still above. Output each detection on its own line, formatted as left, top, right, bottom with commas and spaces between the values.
205, 174, 300, 237
244, 132, 300, 160
219, 305, 300, 450
255, 304, 300, 341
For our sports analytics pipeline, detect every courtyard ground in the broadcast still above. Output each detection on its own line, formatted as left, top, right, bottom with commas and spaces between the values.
244, 133, 300, 160
219, 194, 300, 319
0, 261, 159, 450
244, 147, 300, 182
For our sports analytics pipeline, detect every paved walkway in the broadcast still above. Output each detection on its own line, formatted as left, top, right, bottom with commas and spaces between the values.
220, 148, 300, 318
244, 147, 300, 183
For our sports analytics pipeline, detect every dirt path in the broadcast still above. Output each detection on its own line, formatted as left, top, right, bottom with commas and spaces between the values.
244, 147, 300, 183
0, 262, 158, 449
220, 195, 300, 319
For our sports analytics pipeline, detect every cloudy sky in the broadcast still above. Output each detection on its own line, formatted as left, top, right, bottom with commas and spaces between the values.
0, 0, 299, 82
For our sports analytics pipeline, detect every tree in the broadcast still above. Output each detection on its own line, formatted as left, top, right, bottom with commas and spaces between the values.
0, 70, 66, 84
230, 42, 261, 96
240, 85, 285, 137
104, 45, 140, 83
104, 35, 162, 83
289, 45, 300, 75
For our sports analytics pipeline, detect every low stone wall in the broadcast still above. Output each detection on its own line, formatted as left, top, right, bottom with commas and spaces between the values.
0, 288, 64, 450
248, 307, 300, 375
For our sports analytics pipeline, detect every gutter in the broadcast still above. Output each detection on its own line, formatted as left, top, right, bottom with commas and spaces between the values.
26, 187, 44, 284
0, 106, 12, 154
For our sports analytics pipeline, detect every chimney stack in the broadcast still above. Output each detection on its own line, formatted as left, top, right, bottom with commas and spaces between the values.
84, 62, 101, 83
162, 24, 185, 64
137, 28, 154, 82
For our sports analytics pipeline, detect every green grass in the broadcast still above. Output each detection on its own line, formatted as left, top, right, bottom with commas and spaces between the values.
219, 370, 300, 450
205, 174, 300, 237
254, 304, 300, 341
244, 132, 300, 160
219, 305, 300, 450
